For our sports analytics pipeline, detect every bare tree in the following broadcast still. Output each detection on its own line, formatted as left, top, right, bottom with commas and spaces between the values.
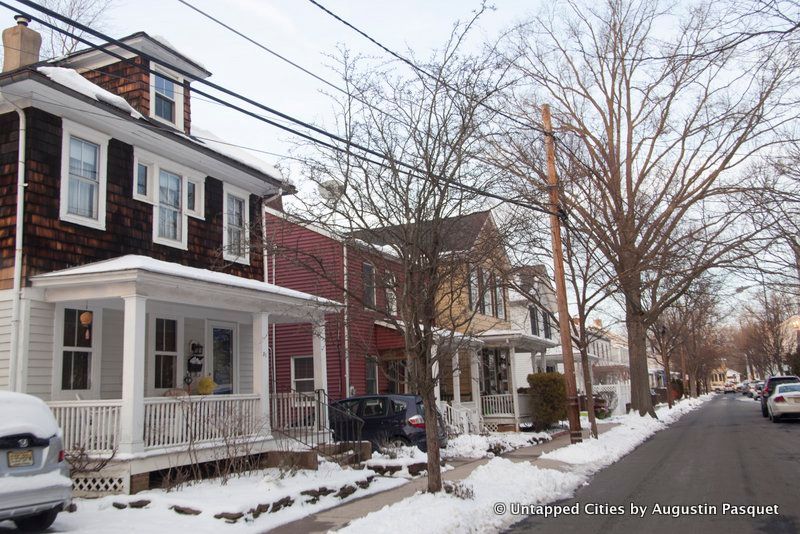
23, 0, 116, 58
735, 290, 797, 376
493, 0, 795, 416
273, 15, 513, 492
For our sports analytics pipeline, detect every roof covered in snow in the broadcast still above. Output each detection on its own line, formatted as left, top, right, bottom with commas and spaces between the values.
38, 66, 142, 118
33, 255, 339, 307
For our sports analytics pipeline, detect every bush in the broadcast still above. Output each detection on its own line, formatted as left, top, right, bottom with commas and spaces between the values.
527, 372, 567, 431
670, 378, 684, 399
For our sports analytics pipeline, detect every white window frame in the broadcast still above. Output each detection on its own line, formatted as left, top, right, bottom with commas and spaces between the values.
291, 355, 315, 393
222, 182, 251, 264
52, 304, 103, 400
149, 62, 185, 130
366, 357, 379, 394
149, 315, 183, 394
133, 147, 157, 204
149, 159, 204, 250
59, 119, 110, 231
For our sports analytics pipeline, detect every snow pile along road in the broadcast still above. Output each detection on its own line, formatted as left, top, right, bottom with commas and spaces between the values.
442, 431, 552, 459
341, 395, 712, 534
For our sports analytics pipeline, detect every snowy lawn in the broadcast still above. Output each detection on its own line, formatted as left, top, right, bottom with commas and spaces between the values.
340, 395, 712, 534
34, 462, 407, 534
442, 431, 552, 460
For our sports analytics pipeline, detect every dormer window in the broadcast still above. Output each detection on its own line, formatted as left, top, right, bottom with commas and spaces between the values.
154, 74, 176, 122
149, 63, 184, 130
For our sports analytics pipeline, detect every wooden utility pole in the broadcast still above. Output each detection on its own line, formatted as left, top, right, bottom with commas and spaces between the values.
542, 104, 582, 444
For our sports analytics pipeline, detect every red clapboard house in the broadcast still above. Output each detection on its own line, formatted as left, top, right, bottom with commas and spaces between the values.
263, 206, 409, 401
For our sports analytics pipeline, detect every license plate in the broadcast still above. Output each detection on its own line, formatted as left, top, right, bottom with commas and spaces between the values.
791, 398, 800, 404
7, 449, 34, 467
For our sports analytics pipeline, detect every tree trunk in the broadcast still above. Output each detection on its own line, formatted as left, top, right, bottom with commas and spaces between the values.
664, 354, 673, 409
579, 346, 598, 438
625, 299, 656, 417
422, 384, 442, 493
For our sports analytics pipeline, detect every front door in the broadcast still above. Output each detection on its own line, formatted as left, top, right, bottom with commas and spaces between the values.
209, 322, 236, 394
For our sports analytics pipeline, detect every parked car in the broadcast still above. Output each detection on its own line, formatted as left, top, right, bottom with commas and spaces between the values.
330, 394, 448, 452
752, 381, 765, 400
760, 375, 800, 417
767, 383, 800, 422
0, 391, 71, 532
723, 382, 736, 394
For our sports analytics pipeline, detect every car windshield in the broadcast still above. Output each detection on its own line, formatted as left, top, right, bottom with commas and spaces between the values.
777, 384, 800, 393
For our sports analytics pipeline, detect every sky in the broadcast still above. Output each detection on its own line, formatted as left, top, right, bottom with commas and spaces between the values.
0, 0, 542, 184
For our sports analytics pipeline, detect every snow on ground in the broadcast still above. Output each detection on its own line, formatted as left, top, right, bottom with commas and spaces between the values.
341, 458, 582, 534
540, 395, 712, 470
43, 463, 406, 534
442, 431, 552, 460
340, 396, 712, 534
364, 446, 454, 478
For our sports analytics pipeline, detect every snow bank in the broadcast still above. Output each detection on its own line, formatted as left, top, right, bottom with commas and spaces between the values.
541, 395, 712, 469
342, 458, 583, 534
0, 391, 60, 439
442, 431, 551, 459
38, 67, 142, 118
52, 463, 406, 534
341, 396, 711, 534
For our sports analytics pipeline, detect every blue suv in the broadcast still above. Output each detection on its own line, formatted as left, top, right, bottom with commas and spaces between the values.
331, 394, 447, 452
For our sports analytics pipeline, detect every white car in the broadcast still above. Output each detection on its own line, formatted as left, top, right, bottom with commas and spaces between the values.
767, 383, 800, 423
0, 391, 72, 531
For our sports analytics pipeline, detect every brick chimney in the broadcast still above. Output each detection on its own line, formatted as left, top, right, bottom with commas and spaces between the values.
3, 15, 41, 72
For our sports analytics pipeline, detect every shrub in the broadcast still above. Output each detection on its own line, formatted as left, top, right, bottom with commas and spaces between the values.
670, 378, 684, 399
527, 372, 567, 431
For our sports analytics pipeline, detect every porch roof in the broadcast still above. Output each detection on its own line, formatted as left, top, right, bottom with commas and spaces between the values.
30, 255, 341, 321
477, 328, 556, 352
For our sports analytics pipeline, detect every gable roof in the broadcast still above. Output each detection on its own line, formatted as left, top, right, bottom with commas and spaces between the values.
350, 210, 492, 253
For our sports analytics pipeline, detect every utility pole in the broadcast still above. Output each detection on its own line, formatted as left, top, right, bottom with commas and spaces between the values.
542, 104, 582, 444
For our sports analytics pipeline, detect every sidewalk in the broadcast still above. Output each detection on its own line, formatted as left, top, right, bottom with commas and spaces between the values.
278, 424, 616, 533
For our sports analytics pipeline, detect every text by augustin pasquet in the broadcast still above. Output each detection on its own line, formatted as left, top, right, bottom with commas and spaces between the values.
508, 502, 779, 518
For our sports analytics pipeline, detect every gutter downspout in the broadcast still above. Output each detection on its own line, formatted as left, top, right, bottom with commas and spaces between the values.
343, 243, 350, 396
2, 94, 26, 392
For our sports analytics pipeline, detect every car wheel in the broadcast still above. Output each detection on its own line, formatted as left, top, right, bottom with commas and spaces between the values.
13, 508, 59, 532
771, 412, 781, 423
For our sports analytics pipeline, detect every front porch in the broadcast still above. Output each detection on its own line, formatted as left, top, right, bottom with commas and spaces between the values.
28, 256, 338, 493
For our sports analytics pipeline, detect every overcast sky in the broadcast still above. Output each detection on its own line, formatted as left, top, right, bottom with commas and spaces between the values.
0, 0, 540, 183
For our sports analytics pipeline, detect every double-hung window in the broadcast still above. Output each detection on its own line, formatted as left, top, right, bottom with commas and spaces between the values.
223, 183, 250, 264
543, 312, 552, 339
61, 308, 94, 391
530, 306, 540, 336
366, 358, 379, 394
59, 120, 109, 230
468, 266, 479, 311
150, 64, 185, 129
363, 263, 376, 308
158, 169, 182, 242
480, 269, 491, 315
154, 318, 178, 390
292, 356, 315, 393
494, 275, 505, 320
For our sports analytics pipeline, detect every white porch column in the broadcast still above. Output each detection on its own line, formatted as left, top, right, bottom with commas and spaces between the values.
452, 350, 462, 405
252, 312, 271, 434
119, 294, 146, 454
312, 319, 328, 393
470, 347, 481, 410
431, 343, 440, 401
508, 346, 520, 430
530, 352, 538, 376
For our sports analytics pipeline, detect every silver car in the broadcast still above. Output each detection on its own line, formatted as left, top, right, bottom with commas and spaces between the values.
0, 391, 71, 532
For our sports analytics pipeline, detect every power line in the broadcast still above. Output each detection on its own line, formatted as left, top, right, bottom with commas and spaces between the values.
5, 0, 556, 216
305, 0, 549, 137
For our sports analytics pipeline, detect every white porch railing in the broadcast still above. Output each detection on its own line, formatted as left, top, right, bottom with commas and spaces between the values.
270, 391, 324, 430
481, 394, 515, 416
438, 401, 482, 435
143, 394, 261, 450
48, 400, 122, 453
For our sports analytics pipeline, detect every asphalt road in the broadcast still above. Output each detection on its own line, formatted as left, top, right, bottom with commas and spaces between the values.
506, 393, 800, 534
